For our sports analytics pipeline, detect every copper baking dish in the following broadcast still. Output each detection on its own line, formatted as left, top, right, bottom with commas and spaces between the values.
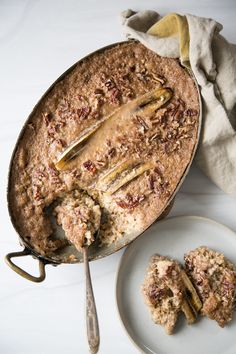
5, 41, 202, 282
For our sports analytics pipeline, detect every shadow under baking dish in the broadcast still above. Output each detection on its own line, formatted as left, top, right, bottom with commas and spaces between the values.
116, 216, 236, 354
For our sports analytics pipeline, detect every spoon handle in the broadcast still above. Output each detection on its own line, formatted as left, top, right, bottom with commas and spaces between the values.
83, 247, 100, 354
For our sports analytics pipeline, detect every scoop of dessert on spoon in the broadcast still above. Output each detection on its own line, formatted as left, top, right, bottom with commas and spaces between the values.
54, 189, 101, 354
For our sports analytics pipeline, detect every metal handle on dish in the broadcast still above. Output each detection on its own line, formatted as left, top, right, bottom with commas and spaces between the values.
83, 247, 100, 354
5, 247, 47, 283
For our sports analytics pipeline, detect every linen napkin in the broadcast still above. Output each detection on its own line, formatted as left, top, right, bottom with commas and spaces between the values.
121, 10, 236, 197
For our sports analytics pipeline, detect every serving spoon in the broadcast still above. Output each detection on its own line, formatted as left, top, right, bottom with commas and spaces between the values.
83, 244, 100, 354
53, 87, 173, 352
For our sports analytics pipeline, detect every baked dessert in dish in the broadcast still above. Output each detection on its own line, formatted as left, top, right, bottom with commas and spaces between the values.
9, 41, 200, 258
184, 246, 236, 327
142, 255, 202, 334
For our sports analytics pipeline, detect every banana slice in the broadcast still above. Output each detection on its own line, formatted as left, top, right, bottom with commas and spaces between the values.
181, 271, 202, 315
55, 122, 103, 170
181, 298, 196, 324
55, 87, 172, 170
97, 160, 154, 194
135, 87, 172, 114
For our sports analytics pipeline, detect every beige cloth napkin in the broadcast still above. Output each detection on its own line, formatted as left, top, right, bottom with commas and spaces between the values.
121, 10, 236, 197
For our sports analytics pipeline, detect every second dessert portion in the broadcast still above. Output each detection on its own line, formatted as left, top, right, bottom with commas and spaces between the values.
185, 246, 236, 327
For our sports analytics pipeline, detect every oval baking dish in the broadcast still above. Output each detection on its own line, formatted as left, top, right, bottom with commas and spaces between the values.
5, 41, 202, 282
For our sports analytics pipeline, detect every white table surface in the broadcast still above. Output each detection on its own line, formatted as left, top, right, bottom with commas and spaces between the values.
0, 1, 236, 353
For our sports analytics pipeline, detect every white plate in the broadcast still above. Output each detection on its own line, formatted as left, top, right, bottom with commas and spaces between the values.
116, 216, 236, 354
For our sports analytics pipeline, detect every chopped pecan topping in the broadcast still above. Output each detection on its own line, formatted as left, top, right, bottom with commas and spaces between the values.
109, 88, 121, 105
57, 101, 81, 121
167, 103, 180, 118
55, 120, 66, 130
116, 193, 145, 210
107, 147, 116, 158
184, 108, 198, 117
136, 72, 149, 82
154, 166, 163, 175
32, 185, 44, 205
77, 94, 88, 102
147, 167, 170, 197
94, 96, 104, 110
135, 115, 149, 132
43, 112, 53, 126
157, 181, 170, 196
122, 73, 130, 81
177, 98, 186, 108
83, 74, 91, 84
173, 109, 184, 121
148, 132, 161, 142
32, 169, 46, 188
136, 67, 151, 82
47, 165, 61, 184
83, 160, 97, 174
129, 64, 136, 72
27, 122, 35, 131
96, 159, 107, 167
47, 125, 57, 137
148, 285, 167, 304
148, 174, 156, 190
123, 87, 134, 99
151, 74, 165, 85
106, 139, 112, 148
49, 125, 59, 137
163, 142, 172, 155
94, 88, 104, 96
150, 110, 168, 126
77, 106, 91, 120
90, 110, 101, 120
104, 79, 115, 90
54, 138, 66, 147
70, 168, 82, 179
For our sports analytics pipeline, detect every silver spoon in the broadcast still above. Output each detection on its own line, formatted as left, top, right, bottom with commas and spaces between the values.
83, 245, 100, 354
49, 198, 100, 353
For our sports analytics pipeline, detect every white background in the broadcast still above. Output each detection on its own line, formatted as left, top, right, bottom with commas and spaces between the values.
0, 1, 236, 353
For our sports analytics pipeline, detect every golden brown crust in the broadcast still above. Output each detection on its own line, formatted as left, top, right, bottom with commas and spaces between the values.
9, 41, 200, 257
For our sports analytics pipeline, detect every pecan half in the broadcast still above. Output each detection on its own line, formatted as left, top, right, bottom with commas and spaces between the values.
116, 193, 145, 210
184, 108, 198, 117
77, 106, 91, 120
151, 74, 165, 85
43, 112, 53, 126
109, 88, 121, 105
83, 160, 97, 174
104, 79, 115, 90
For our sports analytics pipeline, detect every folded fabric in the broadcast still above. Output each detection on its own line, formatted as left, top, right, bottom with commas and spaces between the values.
121, 10, 236, 197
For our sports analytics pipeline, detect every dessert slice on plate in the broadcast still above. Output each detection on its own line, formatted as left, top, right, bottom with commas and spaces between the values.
184, 246, 236, 327
142, 254, 202, 334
